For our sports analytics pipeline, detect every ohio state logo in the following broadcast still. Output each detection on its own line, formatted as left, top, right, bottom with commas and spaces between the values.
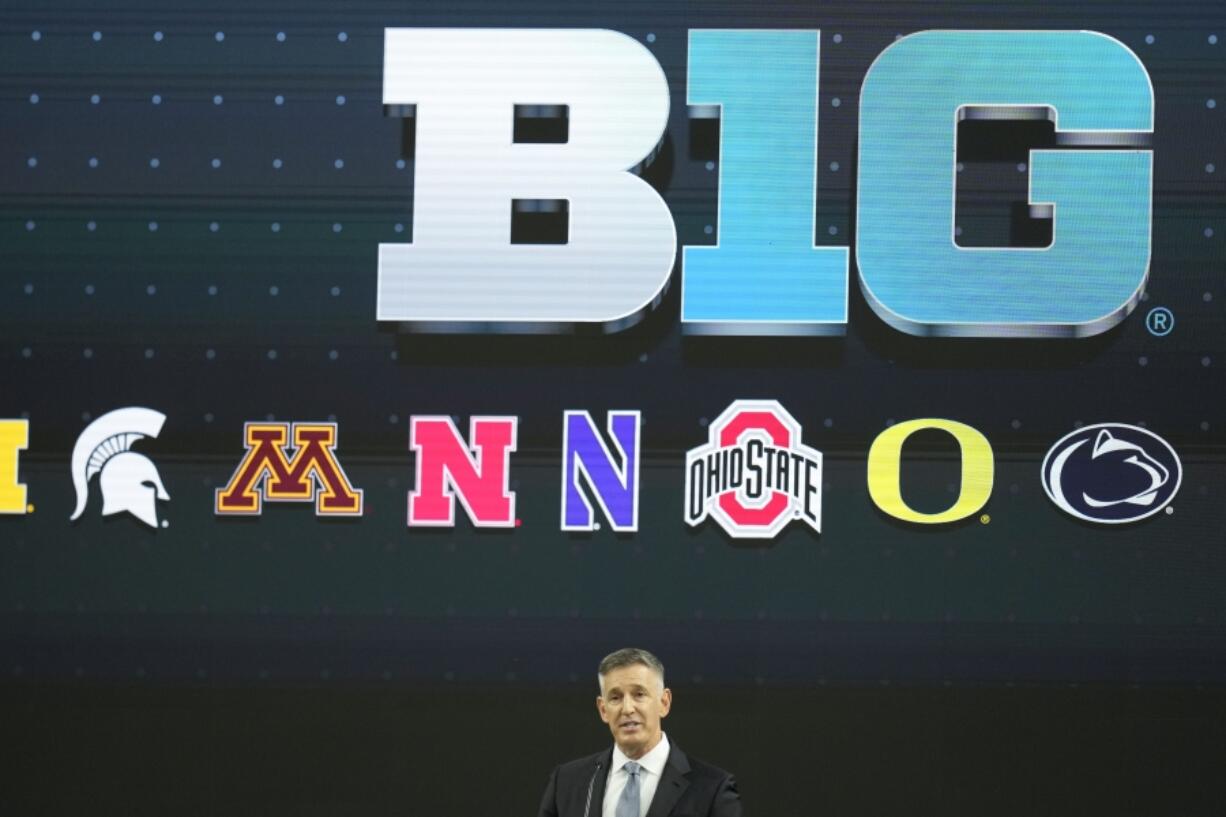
684, 400, 822, 539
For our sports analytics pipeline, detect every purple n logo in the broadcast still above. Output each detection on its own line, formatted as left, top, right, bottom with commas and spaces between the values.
561, 411, 640, 532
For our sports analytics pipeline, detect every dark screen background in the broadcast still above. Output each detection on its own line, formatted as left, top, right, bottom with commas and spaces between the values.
1, 1, 1223, 814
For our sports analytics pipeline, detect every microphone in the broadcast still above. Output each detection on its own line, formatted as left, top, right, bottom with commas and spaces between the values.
582, 760, 603, 817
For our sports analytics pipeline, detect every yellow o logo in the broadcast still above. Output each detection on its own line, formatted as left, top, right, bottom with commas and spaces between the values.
867, 419, 993, 524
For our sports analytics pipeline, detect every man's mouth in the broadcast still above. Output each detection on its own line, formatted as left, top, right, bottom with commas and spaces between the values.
619, 721, 641, 730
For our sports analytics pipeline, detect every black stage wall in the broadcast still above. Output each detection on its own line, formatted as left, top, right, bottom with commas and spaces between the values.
4, 683, 1224, 816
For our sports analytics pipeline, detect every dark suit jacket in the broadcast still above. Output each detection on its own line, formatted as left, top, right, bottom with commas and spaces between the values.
538, 742, 742, 817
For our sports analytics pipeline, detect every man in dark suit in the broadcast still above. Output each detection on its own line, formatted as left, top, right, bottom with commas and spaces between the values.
538, 648, 742, 817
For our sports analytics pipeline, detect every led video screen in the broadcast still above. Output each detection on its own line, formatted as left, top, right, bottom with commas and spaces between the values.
2, 1, 1222, 698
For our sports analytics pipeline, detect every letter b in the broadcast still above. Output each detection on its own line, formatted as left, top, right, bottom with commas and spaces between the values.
380, 29, 675, 330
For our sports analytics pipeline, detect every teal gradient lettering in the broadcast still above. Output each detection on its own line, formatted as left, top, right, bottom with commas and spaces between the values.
682, 30, 849, 335
857, 31, 1153, 337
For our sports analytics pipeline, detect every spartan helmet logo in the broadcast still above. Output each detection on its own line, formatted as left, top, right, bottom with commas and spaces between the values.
70, 408, 169, 529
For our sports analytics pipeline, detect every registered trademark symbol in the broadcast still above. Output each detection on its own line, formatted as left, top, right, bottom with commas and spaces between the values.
26, 504, 34, 514
1165, 506, 1174, 515
594, 522, 601, 531
161, 520, 169, 529
1146, 306, 1174, 336
980, 514, 990, 524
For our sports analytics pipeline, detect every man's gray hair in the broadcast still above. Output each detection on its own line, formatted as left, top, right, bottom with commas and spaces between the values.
597, 647, 665, 692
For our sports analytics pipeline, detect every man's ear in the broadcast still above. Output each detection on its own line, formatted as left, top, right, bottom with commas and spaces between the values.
660, 687, 672, 717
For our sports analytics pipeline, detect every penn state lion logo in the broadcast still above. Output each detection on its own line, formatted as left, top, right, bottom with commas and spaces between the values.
69, 407, 170, 529
1041, 424, 1180, 524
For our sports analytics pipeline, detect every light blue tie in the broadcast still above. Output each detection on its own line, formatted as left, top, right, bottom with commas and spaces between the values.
615, 761, 641, 817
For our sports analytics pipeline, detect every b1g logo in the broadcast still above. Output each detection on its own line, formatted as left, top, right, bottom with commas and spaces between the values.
685, 400, 822, 539
1041, 424, 1180, 524
381, 28, 1152, 338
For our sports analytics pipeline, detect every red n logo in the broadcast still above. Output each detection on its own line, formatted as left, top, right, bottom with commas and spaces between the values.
215, 422, 363, 516
408, 416, 517, 527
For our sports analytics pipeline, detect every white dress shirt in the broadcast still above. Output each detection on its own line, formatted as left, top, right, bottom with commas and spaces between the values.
602, 732, 671, 817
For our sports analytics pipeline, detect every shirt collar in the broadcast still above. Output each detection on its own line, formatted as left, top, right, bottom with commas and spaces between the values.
611, 732, 670, 777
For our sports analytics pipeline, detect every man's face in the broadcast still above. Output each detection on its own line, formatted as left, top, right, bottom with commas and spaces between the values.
596, 663, 672, 760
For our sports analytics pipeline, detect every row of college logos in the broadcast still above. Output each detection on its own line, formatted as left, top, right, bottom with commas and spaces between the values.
0, 401, 1181, 536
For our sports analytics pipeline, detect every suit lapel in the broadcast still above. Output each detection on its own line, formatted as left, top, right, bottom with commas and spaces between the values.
584, 748, 613, 817
644, 745, 691, 817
